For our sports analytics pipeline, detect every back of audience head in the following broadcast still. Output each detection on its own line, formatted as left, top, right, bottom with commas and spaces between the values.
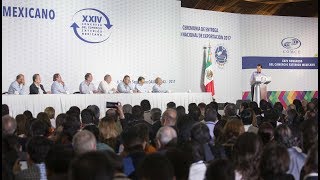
59, 115, 81, 143
300, 120, 318, 154
26, 136, 53, 164
165, 148, 192, 180
30, 119, 49, 137
137, 153, 174, 180
161, 108, 177, 127
45, 144, 75, 178
188, 103, 197, 114
121, 126, 145, 153
87, 105, 100, 120
44, 106, 55, 120
156, 126, 177, 150
23, 110, 33, 120
224, 103, 237, 117
2, 115, 17, 135
2, 104, 9, 117
257, 122, 274, 145
239, 101, 249, 113
72, 130, 96, 155
37, 112, 52, 128
198, 102, 206, 115
240, 108, 253, 125
150, 108, 162, 122
273, 102, 284, 114
134, 122, 150, 145
140, 99, 151, 111
56, 113, 67, 129
190, 122, 212, 162
83, 124, 100, 142
263, 109, 280, 128
69, 151, 114, 180
303, 143, 318, 176
81, 108, 96, 126
259, 143, 291, 178
15, 114, 27, 136
176, 115, 196, 145
101, 150, 124, 174
167, 101, 176, 109
274, 124, 293, 148
204, 106, 217, 122
205, 159, 235, 180
176, 106, 186, 119
122, 104, 132, 114
132, 105, 144, 120
259, 99, 270, 111
213, 119, 227, 144
189, 106, 201, 121
233, 132, 263, 180
222, 119, 245, 143
99, 116, 119, 140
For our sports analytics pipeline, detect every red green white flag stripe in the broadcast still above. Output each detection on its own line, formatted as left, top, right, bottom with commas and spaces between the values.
204, 44, 215, 96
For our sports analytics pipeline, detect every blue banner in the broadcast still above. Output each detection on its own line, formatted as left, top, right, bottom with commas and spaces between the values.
242, 56, 318, 69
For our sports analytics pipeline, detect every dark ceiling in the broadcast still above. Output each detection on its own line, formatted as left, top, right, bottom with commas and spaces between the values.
181, 0, 318, 17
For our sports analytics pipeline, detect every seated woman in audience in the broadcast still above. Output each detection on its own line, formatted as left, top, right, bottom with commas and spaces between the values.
134, 123, 156, 154
15, 114, 28, 138
233, 132, 263, 180
259, 143, 294, 180
205, 159, 235, 180
37, 112, 55, 137
240, 108, 258, 133
220, 119, 245, 159
257, 122, 274, 146
300, 143, 318, 180
189, 122, 226, 180
99, 115, 121, 151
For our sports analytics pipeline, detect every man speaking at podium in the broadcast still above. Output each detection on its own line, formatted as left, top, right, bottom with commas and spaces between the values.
250, 64, 266, 101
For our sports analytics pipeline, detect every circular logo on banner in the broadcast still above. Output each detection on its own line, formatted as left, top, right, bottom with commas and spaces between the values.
71, 8, 113, 43
215, 45, 228, 68
281, 37, 301, 50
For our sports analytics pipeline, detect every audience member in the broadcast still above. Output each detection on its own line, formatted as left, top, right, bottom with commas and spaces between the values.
69, 151, 114, 180
205, 159, 235, 180
161, 108, 177, 127
15, 114, 27, 137
259, 143, 294, 180
167, 101, 176, 109
2, 115, 17, 135
233, 132, 263, 180
204, 106, 218, 139
137, 153, 174, 180
155, 126, 177, 152
2, 104, 10, 116
15, 136, 53, 180
257, 122, 274, 146
83, 124, 114, 152
45, 144, 75, 180
141, 99, 152, 124
72, 130, 97, 155
44, 107, 56, 128
274, 124, 306, 180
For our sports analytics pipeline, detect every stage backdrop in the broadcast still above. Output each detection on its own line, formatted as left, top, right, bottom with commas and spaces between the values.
2, 1, 318, 106
2, 0, 182, 93
240, 15, 318, 107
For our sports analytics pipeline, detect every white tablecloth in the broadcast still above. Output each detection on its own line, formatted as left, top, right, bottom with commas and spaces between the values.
2, 93, 213, 118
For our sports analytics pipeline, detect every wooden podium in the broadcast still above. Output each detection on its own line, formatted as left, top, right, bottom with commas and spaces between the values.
252, 75, 271, 104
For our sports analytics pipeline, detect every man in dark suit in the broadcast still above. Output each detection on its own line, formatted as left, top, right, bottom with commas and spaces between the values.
29, 74, 50, 94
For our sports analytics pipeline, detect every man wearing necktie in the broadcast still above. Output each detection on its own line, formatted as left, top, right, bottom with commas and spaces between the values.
250, 64, 265, 102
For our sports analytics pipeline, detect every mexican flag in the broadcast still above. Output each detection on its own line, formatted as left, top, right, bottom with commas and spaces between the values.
204, 45, 215, 96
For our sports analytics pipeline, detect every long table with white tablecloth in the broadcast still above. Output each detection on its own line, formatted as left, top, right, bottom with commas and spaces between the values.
2, 93, 213, 118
